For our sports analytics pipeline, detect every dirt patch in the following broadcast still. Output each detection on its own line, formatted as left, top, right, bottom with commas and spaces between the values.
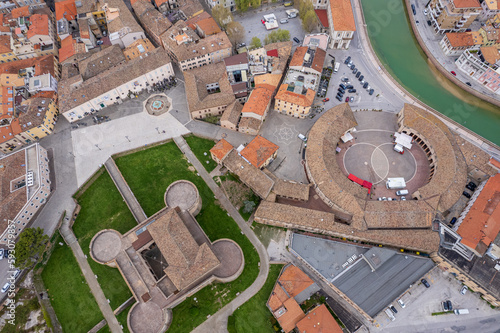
188, 166, 196, 172
221, 180, 253, 209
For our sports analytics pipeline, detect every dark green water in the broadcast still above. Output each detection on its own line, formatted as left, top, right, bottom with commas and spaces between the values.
360, 0, 500, 145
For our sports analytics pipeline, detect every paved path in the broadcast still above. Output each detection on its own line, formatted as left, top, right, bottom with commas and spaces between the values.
173, 136, 270, 333
104, 157, 147, 223
59, 219, 123, 333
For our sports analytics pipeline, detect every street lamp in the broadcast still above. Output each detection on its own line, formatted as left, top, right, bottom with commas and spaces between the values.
155, 127, 160, 134
95, 144, 101, 151
125, 136, 130, 142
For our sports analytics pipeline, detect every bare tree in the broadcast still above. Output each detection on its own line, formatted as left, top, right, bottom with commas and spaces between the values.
212, 4, 233, 29
302, 10, 318, 33
226, 21, 245, 46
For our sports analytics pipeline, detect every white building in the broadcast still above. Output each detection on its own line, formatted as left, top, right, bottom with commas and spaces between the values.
327, 0, 356, 49
456, 47, 500, 93
0, 143, 51, 244
61, 48, 174, 122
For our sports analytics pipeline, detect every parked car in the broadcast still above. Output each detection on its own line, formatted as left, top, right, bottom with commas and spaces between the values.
348, 89, 356, 93
450, 217, 457, 225
339, 83, 347, 90
398, 299, 406, 308
356, 72, 361, 78
423, 9, 428, 15
322, 98, 329, 102
363, 82, 369, 89
345, 85, 353, 89
369, 89, 374, 95
345, 97, 349, 102
342, 77, 349, 82
358, 75, 364, 81
350, 64, 355, 70
0, 249, 3, 260
463, 191, 471, 199
390, 305, 398, 314
350, 96, 354, 103
466, 181, 476, 191
338, 88, 345, 94
466, 82, 472, 86
427, 20, 432, 26
344, 56, 351, 64
421, 279, 431, 288
336, 95, 342, 101
261, 19, 265, 24
352, 68, 358, 74
293, 37, 300, 43
460, 285, 467, 295
447, 300, 453, 311
443, 301, 449, 311
401, 196, 406, 200
1, 283, 10, 293
12, 269, 20, 279
451, 71, 457, 76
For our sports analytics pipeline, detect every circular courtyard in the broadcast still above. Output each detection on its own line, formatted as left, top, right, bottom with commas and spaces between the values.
90, 230, 122, 264
164, 180, 201, 215
144, 94, 171, 116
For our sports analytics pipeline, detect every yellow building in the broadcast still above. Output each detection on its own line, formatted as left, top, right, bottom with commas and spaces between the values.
22, 98, 58, 141
274, 84, 315, 119
0, 35, 18, 64
427, 0, 482, 33
479, 25, 500, 46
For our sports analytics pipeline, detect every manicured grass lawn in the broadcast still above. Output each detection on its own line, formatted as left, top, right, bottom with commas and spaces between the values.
229, 264, 283, 333
41, 232, 103, 333
184, 135, 218, 172
114, 141, 260, 333
72, 170, 137, 310
116, 303, 133, 333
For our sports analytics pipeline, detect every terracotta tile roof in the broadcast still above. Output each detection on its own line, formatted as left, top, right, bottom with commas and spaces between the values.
275, 84, 315, 107
296, 304, 343, 333
123, 38, 155, 60
241, 87, 273, 118
490, 158, 500, 170
0, 35, 11, 54
278, 298, 306, 333
263, 41, 293, 74
0, 26, 10, 33
329, 0, 356, 32
56, 0, 77, 21
254, 73, 282, 92
183, 62, 235, 114
289, 47, 307, 67
11, 6, 30, 19
78, 17, 90, 39
453, 0, 481, 8
133, 0, 172, 36
240, 135, 279, 169
210, 139, 233, 162
196, 17, 221, 36
105, 0, 144, 35
59, 37, 86, 63
268, 283, 290, 311
315, 9, 329, 28
264, 169, 310, 201
0, 55, 55, 77
445, 32, 474, 47
147, 208, 220, 290
78, 45, 126, 80
0, 148, 27, 234
27, 14, 49, 39
481, 46, 500, 65
223, 150, 275, 198
237, 116, 262, 133
220, 100, 242, 126
185, 11, 211, 30
457, 174, 500, 255
278, 265, 314, 297
224, 52, 248, 67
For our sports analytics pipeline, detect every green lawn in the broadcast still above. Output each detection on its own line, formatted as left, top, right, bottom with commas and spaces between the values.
229, 264, 283, 333
41, 232, 103, 333
116, 303, 133, 333
184, 135, 217, 172
72, 170, 137, 310
114, 141, 260, 333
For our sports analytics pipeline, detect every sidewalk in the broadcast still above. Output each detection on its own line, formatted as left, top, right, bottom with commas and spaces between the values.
173, 136, 270, 333
59, 219, 123, 333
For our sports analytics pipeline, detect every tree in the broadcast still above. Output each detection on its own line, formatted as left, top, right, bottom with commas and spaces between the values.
212, 4, 233, 29
14, 227, 49, 269
250, 0, 261, 9
250, 37, 262, 49
235, 0, 250, 12
302, 10, 318, 33
276, 29, 290, 42
226, 21, 245, 46
264, 29, 290, 45
298, 0, 314, 20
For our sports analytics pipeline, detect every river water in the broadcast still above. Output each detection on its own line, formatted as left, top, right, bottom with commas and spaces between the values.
360, 0, 500, 145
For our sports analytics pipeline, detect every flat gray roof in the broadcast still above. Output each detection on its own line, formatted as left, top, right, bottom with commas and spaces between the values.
291, 233, 434, 317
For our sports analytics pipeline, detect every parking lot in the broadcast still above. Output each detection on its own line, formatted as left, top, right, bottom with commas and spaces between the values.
371, 266, 499, 332
234, 4, 306, 47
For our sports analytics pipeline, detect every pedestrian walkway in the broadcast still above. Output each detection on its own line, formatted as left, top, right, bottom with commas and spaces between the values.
59, 219, 123, 333
173, 136, 270, 333
104, 158, 147, 223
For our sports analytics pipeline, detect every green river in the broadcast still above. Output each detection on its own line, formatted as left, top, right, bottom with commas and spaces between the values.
360, 0, 500, 145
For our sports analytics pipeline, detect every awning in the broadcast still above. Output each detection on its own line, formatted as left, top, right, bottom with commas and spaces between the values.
341, 132, 354, 143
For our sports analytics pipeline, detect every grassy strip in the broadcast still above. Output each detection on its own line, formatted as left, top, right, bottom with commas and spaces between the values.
230, 264, 284, 333
41, 232, 103, 333
184, 135, 217, 172
116, 303, 133, 333
431, 311, 452, 316
72, 171, 137, 310
114, 141, 260, 333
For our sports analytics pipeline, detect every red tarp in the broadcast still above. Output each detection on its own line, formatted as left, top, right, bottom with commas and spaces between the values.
267, 49, 278, 57
348, 174, 373, 193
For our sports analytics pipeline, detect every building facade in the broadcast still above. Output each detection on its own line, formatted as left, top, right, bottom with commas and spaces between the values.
427, 0, 482, 33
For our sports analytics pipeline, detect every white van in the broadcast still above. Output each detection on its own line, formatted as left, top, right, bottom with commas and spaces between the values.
394, 144, 404, 154
280, 18, 288, 24
386, 177, 406, 190
298, 134, 307, 142
396, 189, 409, 196
1, 282, 10, 293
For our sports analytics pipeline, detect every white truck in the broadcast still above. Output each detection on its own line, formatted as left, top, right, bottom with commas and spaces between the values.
386, 177, 406, 190
334, 62, 340, 73
385, 308, 395, 321
286, 9, 298, 18
454, 309, 469, 315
